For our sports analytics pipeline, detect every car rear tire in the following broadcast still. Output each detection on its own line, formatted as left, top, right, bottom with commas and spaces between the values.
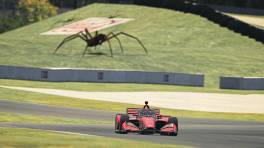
168, 117, 178, 136
115, 114, 128, 134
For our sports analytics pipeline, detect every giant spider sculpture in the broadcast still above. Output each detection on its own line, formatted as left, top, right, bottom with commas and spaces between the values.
54, 29, 148, 57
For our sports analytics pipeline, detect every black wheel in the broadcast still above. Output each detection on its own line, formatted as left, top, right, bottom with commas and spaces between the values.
168, 117, 178, 123
120, 114, 129, 123
115, 114, 128, 134
170, 132, 177, 136
160, 132, 166, 136
168, 117, 178, 136
115, 115, 120, 133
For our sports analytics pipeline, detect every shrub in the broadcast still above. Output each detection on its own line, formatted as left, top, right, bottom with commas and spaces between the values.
0, 16, 21, 33
16, 0, 57, 24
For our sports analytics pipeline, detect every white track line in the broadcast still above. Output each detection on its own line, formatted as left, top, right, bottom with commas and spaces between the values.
0, 126, 97, 137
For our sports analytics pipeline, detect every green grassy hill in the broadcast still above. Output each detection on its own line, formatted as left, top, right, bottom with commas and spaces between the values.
0, 3, 263, 87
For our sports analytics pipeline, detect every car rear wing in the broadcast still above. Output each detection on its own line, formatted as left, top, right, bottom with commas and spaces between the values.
127, 108, 140, 115
127, 108, 160, 115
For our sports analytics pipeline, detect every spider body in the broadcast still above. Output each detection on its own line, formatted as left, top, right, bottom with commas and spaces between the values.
54, 28, 148, 57
87, 34, 107, 46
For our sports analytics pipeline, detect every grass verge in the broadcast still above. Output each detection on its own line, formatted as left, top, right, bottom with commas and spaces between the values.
0, 128, 190, 148
1, 87, 264, 122
0, 4, 264, 87
1, 79, 264, 94
0, 112, 111, 125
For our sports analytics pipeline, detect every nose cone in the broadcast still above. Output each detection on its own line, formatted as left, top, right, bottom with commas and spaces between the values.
141, 117, 155, 129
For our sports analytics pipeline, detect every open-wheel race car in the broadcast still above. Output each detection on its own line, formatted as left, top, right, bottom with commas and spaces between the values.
115, 101, 178, 136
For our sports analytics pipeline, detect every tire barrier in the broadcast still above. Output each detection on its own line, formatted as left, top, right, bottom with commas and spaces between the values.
132, 0, 264, 44
0, 65, 204, 87
220, 76, 264, 90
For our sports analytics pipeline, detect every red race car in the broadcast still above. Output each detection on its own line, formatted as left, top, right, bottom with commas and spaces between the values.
115, 101, 178, 136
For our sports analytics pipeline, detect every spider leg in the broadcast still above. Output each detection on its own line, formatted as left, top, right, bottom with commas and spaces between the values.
54, 34, 79, 54
54, 32, 86, 54
107, 32, 124, 55
82, 44, 89, 57
107, 40, 113, 57
111, 32, 148, 55
81, 32, 89, 41
85, 28, 93, 38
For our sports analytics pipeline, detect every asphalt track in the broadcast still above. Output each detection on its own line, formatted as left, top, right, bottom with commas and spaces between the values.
1, 100, 264, 148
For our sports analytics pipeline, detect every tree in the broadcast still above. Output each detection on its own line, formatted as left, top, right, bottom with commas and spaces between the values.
16, 0, 57, 24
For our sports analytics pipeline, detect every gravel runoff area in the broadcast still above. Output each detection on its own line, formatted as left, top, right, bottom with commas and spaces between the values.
1, 85, 264, 114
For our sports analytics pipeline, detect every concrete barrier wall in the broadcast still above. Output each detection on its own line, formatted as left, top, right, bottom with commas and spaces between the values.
0, 65, 204, 87
220, 76, 264, 90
